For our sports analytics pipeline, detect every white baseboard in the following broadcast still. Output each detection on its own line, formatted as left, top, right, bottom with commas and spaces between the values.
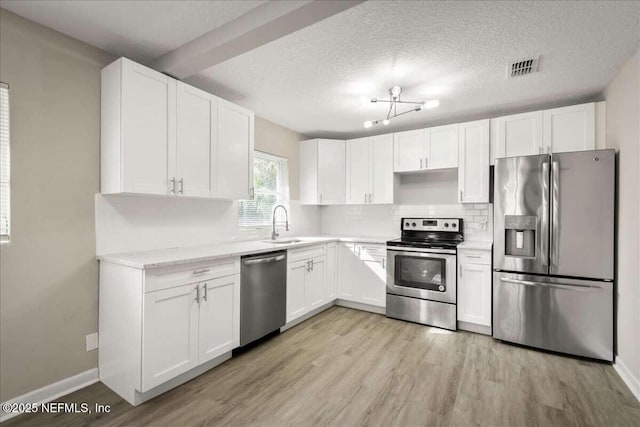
614, 357, 640, 402
335, 299, 385, 315
281, 300, 336, 332
0, 368, 99, 423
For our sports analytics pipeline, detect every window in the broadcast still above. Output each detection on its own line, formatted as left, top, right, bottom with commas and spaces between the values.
238, 151, 289, 227
0, 83, 9, 243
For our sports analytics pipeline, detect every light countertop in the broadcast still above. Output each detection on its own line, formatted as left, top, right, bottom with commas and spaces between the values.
98, 235, 395, 269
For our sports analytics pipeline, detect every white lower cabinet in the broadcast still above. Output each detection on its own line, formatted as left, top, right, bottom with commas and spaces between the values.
457, 248, 492, 334
337, 242, 386, 308
99, 257, 240, 405
286, 244, 330, 323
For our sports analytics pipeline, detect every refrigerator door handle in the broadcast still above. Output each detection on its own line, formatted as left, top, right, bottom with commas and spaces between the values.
499, 277, 603, 293
551, 160, 560, 267
541, 161, 550, 267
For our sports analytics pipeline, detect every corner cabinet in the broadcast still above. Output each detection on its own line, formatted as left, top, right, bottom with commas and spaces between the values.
393, 124, 458, 172
458, 120, 490, 203
346, 134, 396, 204
99, 257, 240, 405
337, 242, 386, 309
299, 139, 346, 205
101, 57, 254, 199
457, 247, 492, 335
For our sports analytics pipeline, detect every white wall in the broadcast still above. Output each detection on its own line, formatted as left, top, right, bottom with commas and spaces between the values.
95, 195, 321, 255
604, 49, 640, 397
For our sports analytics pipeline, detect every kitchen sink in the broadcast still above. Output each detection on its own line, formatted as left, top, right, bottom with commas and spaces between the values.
262, 239, 302, 244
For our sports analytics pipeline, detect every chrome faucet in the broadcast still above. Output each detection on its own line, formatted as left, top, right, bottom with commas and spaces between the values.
271, 204, 289, 240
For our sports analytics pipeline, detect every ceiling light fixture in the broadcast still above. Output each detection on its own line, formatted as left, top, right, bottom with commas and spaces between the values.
363, 86, 438, 128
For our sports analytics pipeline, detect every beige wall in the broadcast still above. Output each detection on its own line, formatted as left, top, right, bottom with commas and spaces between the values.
604, 49, 640, 384
254, 115, 307, 200
0, 9, 114, 401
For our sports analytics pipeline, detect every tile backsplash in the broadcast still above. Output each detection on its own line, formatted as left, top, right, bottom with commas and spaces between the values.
320, 203, 493, 241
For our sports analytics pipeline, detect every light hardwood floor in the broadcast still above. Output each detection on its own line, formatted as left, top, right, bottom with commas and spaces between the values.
4, 306, 640, 426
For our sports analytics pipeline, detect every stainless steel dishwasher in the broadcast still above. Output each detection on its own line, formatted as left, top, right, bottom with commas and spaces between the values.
240, 251, 287, 346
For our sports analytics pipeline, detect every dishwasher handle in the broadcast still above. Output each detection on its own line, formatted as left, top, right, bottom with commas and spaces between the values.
243, 254, 286, 265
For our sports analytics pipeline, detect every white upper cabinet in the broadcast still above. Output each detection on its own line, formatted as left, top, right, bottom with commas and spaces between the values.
101, 57, 254, 200
299, 139, 345, 205
393, 125, 458, 173
495, 110, 544, 158
215, 100, 254, 200
102, 58, 176, 195
425, 124, 459, 169
346, 137, 370, 204
393, 129, 424, 172
543, 102, 595, 153
346, 134, 395, 204
176, 82, 217, 198
458, 120, 490, 203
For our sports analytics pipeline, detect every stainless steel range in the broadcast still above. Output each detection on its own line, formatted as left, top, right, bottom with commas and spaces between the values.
386, 218, 463, 330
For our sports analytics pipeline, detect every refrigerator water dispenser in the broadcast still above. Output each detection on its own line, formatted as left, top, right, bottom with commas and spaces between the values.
504, 215, 536, 258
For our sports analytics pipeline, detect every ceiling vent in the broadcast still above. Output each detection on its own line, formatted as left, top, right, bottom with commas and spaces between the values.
508, 57, 539, 78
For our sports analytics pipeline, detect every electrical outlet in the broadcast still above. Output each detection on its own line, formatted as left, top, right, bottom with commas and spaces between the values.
86, 332, 98, 352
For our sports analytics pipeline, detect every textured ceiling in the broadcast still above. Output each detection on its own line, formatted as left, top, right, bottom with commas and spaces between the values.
0, 0, 267, 63
190, 1, 640, 138
2, 1, 639, 139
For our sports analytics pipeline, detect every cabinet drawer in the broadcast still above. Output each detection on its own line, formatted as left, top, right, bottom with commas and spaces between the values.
459, 250, 491, 265
145, 257, 240, 293
356, 243, 386, 260
288, 244, 326, 262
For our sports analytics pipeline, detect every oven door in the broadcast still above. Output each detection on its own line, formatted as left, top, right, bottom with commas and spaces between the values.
386, 248, 457, 304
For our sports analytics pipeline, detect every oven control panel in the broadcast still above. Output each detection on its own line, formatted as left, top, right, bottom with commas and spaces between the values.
401, 218, 461, 232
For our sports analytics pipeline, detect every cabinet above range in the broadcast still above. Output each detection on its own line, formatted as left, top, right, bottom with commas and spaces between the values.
101, 58, 254, 200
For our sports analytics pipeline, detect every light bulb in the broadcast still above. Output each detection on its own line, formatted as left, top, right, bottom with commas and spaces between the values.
364, 120, 373, 128
424, 99, 440, 109
383, 119, 390, 125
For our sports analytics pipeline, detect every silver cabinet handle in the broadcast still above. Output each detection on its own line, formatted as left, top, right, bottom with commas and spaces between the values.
369, 193, 372, 203
194, 285, 200, 303
364, 193, 367, 204
382, 258, 386, 269
243, 255, 285, 265
466, 255, 482, 259
459, 264, 462, 277
202, 283, 208, 302
249, 187, 255, 200
420, 159, 423, 169
193, 268, 210, 275
178, 178, 184, 194
459, 190, 463, 202
170, 177, 176, 194
425, 157, 428, 168
306, 260, 311, 272
310, 259, 314, 271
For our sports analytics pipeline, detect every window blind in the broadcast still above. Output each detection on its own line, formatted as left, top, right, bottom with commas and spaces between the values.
239, 151, 289, 227
0, 83, 9, 242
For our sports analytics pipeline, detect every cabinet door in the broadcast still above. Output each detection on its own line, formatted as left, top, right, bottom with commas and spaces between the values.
325, 243, 338, 301
543, 103, 595, 154
215, 100, 254, 199
142, 284, 198, 391
370, 134, 394, 204
393, 129, 424, 172
176, 82, 216, 198
306, 257, 326, 311
425, 124, 459, 169
122, 60, 176, 195
496, 111, 543, 158
458, 120, 490, 203
299, 139, 319, 204
337, 243, 358, 300
287, 260, 307, 323
346, 137, 371, 204
458, 262, 492, 326
198, 275, 239, 364
357, 244, 387, 307
317, 139, 346, 204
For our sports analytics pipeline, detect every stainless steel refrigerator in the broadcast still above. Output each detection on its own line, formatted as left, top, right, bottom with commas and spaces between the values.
493, 149, 614, 361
